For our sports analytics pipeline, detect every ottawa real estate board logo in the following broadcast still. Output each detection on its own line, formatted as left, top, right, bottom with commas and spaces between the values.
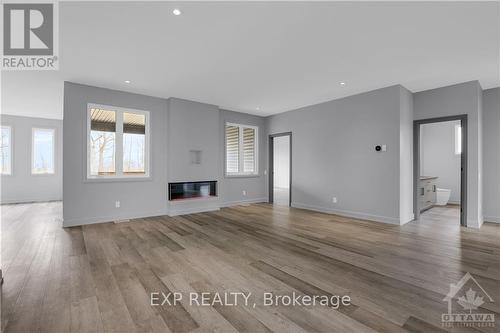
1, 1, 59, 70
442, 272, 495, 328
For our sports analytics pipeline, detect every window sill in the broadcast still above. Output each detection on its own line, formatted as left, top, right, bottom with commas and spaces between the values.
84, 176, 152, 183
225, 174, 260, 179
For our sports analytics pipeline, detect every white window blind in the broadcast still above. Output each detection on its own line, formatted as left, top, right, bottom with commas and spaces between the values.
243, 127, 256, 173
225, 123, 258, 176
226, 125, 239, 173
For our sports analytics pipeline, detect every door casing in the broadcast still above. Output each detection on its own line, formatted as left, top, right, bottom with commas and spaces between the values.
269, 132, 292, 206
413, 115, 468, 226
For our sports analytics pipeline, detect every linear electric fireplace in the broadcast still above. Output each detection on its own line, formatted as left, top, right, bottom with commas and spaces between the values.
168, 181, 217, 201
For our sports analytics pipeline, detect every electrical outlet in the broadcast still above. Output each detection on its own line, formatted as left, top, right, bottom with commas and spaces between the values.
264, 170, 267, 175
332, 197, 337, 204
115, 201, 120, 208
242, 190, 247, 196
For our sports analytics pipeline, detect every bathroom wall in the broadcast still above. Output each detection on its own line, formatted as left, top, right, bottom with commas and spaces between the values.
420, 120, 461, 203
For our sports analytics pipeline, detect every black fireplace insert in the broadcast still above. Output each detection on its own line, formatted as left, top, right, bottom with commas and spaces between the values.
168, 181, 217, 201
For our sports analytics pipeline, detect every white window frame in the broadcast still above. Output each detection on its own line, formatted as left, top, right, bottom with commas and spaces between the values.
455, 124, 462, 155
31, 127, 56, 175
1, 125, 13, 176
87, 103, 151, 180
225, 122, 259, 177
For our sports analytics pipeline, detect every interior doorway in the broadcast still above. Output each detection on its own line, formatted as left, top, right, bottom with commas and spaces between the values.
269, 133, 291, 206
414, 115, 467, 226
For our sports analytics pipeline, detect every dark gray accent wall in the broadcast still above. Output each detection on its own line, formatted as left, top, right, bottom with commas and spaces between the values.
414, 81, 483, 228
267, 85, 410, 224
0, 115, 62, 203
483, 87, 500, 223
63, 82, 168, 226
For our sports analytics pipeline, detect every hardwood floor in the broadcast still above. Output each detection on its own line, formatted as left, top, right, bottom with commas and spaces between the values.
1, 202, 499, 332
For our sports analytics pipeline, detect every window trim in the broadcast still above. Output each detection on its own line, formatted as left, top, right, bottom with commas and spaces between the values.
1, 125, 13, 176
31, 127, 56, 176
225, 122, 259, 177
86, 103, 151, 180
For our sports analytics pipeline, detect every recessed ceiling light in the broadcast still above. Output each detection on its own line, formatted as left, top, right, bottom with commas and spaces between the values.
124, 80, 131, 84
256, 107, 260, 110
172, 9, 182, 16
340, 82, 346, 86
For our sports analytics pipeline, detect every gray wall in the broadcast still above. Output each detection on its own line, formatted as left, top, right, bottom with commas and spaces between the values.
414, 81, 483, 227
399, 87, 414, 223
219, 109, 267, 206
420, 120, 461, 203
483, 87, 500, 223
167, 98, 221, 215
167, 98, 220, 182
0, 115, 62, 203
267, 85, 406, 224
62, 80, 495, 227
63, 82, 169, 226
63, 83, 267, 225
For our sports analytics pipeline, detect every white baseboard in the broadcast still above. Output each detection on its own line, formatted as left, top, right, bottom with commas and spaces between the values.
1, 197, 62, 205
221, 197, 267, 207
63, 198, 268, 226
291, 202, 402, 225
484, 216, 500, 223
466, 218, 482, 229
168, 206, 220, 216
400, 213, 415, 225
63, 208, 168, 227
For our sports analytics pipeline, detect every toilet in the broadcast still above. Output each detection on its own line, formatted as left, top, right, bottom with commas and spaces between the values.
436, 188, 451, 206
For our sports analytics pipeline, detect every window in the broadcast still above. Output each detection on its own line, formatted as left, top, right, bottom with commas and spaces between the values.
87, 104, 149, 179
225, 123, 258, 176
0, 126, 12, 175
89, 108, 116, 176
123, 112, 146, 175
32, 128, 55, 174
455, 124, 462, 155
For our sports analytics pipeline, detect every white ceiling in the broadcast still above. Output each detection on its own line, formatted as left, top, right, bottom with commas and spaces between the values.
2, 1, 499, 119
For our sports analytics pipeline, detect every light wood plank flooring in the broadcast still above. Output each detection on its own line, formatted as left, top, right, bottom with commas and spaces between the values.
1, 202, 499, 332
